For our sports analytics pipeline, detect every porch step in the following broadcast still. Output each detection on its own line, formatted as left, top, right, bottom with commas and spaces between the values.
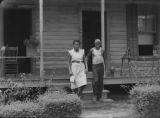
82, 90, 110, 100
49, 83, 110, 101
82, 99, 114, 109
50, 82, 93, 91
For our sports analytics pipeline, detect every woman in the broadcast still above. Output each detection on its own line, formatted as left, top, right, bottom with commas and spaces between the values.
68, 40, 88, 98
87, 39, 106, 101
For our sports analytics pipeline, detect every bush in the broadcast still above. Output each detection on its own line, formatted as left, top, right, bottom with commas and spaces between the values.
0, 101, 43, 118
0, 88, 82, 118
2, 79, 46, 104
38, 91, 82, 118
130, 85, 160, 118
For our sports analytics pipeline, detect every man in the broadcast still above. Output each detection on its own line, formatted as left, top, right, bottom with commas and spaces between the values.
87, 39, 106, 101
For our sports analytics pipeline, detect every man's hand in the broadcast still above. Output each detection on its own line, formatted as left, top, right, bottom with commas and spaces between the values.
69, 71, 73, 76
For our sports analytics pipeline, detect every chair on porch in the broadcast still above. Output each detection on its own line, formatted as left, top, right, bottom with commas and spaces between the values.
4, 47, 18, 77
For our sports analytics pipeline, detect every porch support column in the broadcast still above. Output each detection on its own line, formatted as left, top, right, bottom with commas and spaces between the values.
101, 0, 105, 50
39, 0, 44, 78
0, 5, 3, 77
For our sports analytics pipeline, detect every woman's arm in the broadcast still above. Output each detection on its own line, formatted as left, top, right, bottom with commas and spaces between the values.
67, 52, 73, 75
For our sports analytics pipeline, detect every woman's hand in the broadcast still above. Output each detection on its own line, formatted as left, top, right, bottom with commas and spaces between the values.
69, 71, 73, 76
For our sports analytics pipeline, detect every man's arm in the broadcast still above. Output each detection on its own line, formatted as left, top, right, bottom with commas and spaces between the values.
83, 55, 88, 72
102, 50, 107, 66
102, 50, 107, 78
86, 49, 92, 63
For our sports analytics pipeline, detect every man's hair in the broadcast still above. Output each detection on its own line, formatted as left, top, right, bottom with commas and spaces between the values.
94, 39, 101, 43
73, 40, 81, 45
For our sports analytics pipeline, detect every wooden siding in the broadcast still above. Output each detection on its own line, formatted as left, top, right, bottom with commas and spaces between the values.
34, 6, 79, 73
2, 0, 160, 75
157, 7, 160, 53
108, 4, 127, 67
28, 3, 129, 73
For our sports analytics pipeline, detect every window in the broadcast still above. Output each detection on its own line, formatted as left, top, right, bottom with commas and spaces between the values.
138, 15, 156, 33
138, 6, 157, 56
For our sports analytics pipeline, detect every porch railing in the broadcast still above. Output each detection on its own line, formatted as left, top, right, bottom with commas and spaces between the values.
120, 56, 160, 79
1, 55, 160, 79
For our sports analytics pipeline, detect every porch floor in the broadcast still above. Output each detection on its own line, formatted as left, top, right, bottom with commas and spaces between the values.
0, 73, 157, 88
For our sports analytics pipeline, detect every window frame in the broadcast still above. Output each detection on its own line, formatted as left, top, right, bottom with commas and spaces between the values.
137, 5, 158, 56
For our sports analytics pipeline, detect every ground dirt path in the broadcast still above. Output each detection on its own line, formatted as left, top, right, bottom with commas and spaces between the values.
81, 101, 133, 118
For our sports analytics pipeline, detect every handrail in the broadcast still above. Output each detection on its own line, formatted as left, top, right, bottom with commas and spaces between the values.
0, 56, 68, 59
0, 56, 40, 59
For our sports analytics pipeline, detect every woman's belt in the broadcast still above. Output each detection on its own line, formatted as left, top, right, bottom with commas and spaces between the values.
72, 60, 84, 63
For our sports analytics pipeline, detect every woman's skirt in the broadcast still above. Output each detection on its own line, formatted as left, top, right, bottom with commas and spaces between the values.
70, 63, 87, 89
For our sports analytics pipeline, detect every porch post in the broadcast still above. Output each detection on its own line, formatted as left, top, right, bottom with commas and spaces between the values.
39, 0, 44, 78
0, 5, 3, 77
101, 0, 105, 50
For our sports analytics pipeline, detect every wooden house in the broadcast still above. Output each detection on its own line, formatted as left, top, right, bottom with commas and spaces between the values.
0, 0, 160, 87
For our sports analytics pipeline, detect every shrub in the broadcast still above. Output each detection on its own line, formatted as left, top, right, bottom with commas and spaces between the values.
0, 101, 43, 118
130, 85, 160, 118
38, 91, 82, 118
0, 87, 82, 118
2, 79, 46, 104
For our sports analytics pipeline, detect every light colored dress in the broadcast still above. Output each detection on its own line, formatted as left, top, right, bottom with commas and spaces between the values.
68, 48, 87, 89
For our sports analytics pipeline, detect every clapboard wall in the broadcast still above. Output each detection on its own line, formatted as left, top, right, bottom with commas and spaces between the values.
1, 0, 129, 74
108, 4, 127, 68
33, 3, 128, 73
34, 4, 79, 73
2, 0, 160, 75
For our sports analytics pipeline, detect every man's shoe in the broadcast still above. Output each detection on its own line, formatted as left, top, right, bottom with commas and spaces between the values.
99, 98, 104, 102
96, 98, 103, 102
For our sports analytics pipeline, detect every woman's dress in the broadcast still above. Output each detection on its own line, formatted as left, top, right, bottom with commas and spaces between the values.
68, 48, 87, 89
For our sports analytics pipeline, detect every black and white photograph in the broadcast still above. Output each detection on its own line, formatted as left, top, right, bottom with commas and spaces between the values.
0, 0, 159, 118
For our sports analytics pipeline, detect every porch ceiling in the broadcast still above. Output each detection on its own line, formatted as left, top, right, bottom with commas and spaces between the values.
77, 0, 160, 4
1, 0, 160, 7
0, 0, 35, 7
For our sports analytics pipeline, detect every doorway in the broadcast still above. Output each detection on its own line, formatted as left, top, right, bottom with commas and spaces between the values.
4, 9, 32, 73
82, 11, 101, 71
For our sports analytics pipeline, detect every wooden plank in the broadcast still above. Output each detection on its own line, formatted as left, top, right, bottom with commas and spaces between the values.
43, 44, 71, 49
110, 52, 125, 56
110, 40, 127, 44
110, 43, 126, 48
37, 52, 67, 57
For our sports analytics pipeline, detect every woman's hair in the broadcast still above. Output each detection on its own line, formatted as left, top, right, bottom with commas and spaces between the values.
73, 40, 81, 45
